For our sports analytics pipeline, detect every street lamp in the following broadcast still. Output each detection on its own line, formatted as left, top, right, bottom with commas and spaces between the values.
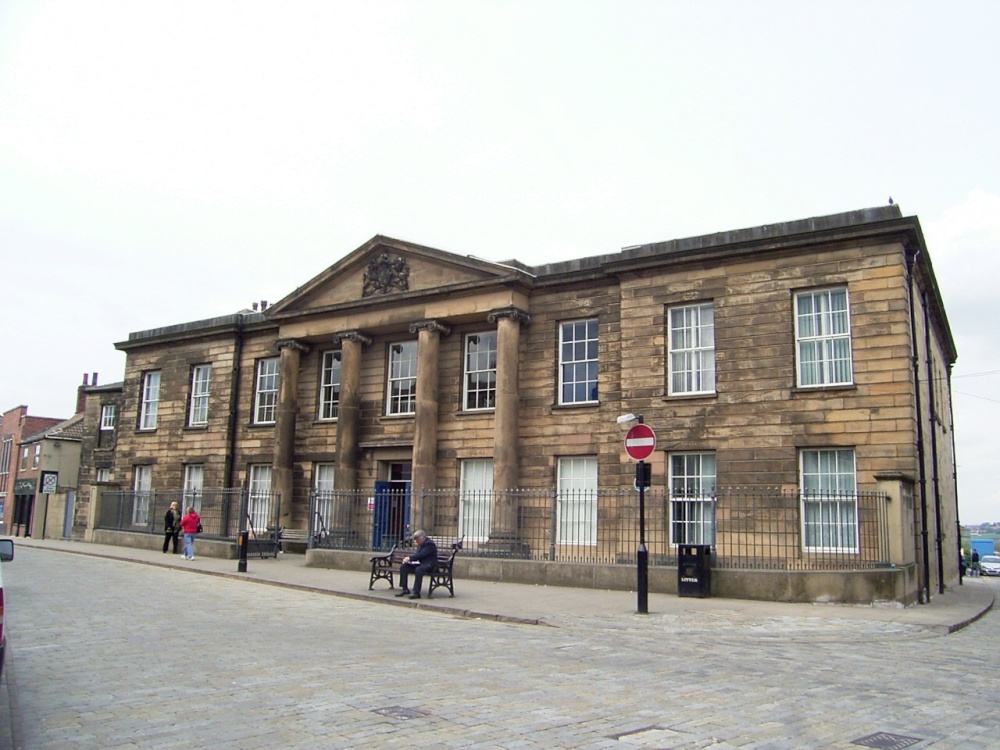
619, 413, 654, 615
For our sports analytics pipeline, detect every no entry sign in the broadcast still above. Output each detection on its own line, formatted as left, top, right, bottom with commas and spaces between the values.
624, 424, 656, 461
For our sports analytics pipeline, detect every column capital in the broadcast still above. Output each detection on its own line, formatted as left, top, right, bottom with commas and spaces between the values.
331, 330, 373, 346
488, 307, 531, 326
409, 319, 452, 336
275, 338, 310, 354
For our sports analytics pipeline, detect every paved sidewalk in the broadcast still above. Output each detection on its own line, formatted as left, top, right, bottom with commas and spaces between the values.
10, 536, 995, 635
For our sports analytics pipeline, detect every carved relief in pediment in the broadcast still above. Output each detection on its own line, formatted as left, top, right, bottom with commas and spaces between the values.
362, 253, 410, 297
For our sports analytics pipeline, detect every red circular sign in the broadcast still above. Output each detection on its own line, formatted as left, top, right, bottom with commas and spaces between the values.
624, 424, 656, 461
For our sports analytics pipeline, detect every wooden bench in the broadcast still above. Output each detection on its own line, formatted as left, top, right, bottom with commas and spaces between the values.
369, 537, 463, 598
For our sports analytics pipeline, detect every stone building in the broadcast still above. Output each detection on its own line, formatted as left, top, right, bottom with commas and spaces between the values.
93, 205, 959, 604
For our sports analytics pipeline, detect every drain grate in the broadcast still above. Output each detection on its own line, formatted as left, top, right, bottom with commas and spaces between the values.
372, 705, 429, 720
852, 732, 923, 749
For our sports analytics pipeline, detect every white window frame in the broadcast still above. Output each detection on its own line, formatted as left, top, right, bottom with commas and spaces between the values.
313, 463, 336, 537
558, 319, 599, 405
254, 358, 279, 424
0, 437, 11, 477
387, 341, 418, 416
188, 365, 212, 426
96, 467, 111, 483
183, 464, 204, 513
133, 465, 151, 526
319, 351, 342, 421
668, 302, 716, 396
463, 332, 497, 411
139, 371, 161, 430
459, 459, 494, 543
20, 446, 28, 470
669, 452, 716, 545
247, 464, 273, 532
556, 456, 598, 545
32, 444, 40, 468
794, 288, 853, 387
800, 448, 858, 552
100, 404, 116, 431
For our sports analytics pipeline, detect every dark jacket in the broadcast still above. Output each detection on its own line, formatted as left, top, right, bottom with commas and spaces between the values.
164, 508, 179, 533
409, 537, 438, 570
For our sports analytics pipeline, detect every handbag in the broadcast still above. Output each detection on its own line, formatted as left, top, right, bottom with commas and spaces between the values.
196, 523, 203, 533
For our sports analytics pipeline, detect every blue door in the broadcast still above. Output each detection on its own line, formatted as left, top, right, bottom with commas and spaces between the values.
371, 463, 412, 550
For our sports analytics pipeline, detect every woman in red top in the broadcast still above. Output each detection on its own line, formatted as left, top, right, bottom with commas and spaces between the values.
179, 506, 202, 560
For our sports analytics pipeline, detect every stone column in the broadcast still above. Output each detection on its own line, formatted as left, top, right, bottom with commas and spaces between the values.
332, 331, 371, 494
272, 339, 308, 528
409, 320, 450, 530
488, 307, 530, 538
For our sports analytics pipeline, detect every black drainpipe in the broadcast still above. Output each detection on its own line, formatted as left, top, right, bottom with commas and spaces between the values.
948, 363, 963, 585
906, 245, 931, 604
923, 290, 945, 594
224, 313, 245, 489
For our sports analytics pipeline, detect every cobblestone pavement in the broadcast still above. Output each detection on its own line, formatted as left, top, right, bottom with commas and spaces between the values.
2, 546, 999, 749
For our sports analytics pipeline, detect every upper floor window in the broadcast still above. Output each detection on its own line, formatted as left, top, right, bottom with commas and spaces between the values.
139, 371, 161, 430
32, 444, 40, 468
254, 358, 279, 424
319, 351, 342, 420
100, 404, 116, 431
559, 319, 598, 405
0, 437, 12, 476
668, 302, 716, 395
800, 448, 858, 551
387, 341, 418, 416
188, 365, 212, 426
464, 332, 497, 411
20, 446, 28, 470
669, 452, 716, 545
96, 467, 111, 483
795, 288, 853, 387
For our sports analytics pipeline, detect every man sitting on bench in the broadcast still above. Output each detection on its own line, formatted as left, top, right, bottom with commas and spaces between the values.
395, 530, 438, 600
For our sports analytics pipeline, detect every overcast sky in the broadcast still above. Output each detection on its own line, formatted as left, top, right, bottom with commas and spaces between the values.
2, 1, 997, 522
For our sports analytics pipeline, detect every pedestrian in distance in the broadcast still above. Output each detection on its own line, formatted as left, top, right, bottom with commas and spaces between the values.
179, 505, 202, 561
960, 548, 967, 579
971, 549, 981, 577
162, 501, 181, 554
395, 529, 437, 600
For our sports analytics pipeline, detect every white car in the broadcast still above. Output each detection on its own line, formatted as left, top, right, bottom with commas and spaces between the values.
979, 554, 1000, 576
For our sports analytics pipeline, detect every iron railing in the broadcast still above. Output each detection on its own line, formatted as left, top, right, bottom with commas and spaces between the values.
97, 489, 283, 554
308, 486, 892, 571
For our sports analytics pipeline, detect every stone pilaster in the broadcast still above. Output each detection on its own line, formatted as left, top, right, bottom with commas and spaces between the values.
331, 331, 371, 495
409, 320, 450, 529
272, 338, 308, 527
487, 307, 530, 538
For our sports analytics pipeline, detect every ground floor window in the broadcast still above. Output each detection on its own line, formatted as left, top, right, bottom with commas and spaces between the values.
247, 464, 273, 532
183, 464, 204, 513
132, 466, 151, 526
459, 459, 493, 542
800, 448, 858, 551
313, 463, 335, 534
669, 452, 716, 545
557, 456, 597, 546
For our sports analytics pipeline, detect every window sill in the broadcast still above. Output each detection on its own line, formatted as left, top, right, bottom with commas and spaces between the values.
247, 422, 276, 429
312, 418, 339, 425
183, 424, 209, 432
134, 429, 158, 435
790, 384, 857, 395
551, 402, 600, 411
663, 393, 718, 402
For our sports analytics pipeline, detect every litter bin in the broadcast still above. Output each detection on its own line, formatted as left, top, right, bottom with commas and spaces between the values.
678, 544, 712, 597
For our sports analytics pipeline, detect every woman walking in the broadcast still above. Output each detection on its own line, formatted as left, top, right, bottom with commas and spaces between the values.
179, 506, 202, 560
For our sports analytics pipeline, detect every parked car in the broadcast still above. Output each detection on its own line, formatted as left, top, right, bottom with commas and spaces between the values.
0, 538, 14, 681
979, 555, 1000, 577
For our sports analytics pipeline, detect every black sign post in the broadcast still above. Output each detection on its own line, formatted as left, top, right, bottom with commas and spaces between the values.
624, 420, 656, 615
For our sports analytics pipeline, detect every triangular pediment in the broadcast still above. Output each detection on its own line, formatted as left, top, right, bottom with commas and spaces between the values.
268, 236, 532, 317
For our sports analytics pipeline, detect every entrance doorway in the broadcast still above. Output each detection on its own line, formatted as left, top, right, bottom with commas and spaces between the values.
372, 462, 411, 550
